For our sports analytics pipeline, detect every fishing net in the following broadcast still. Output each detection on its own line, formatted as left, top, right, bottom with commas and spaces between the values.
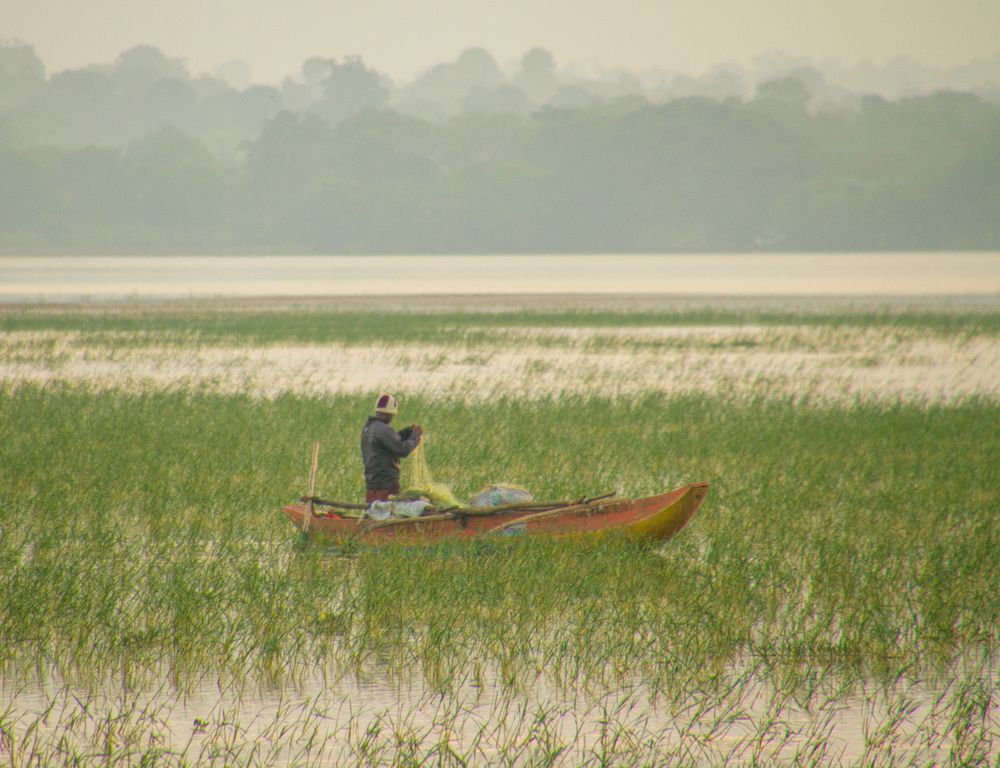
401, 438, 462, 508
401, 434, 534, 510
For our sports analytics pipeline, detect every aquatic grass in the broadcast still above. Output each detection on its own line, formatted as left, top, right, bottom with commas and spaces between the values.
3, 663, 996, 766
5, 317, 998, 406
1, 296, 998, 764
1, 386, 997, 699
4, 301, 1000, 347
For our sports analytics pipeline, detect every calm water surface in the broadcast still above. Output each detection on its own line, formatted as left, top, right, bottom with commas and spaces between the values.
7, 668, 989, 766
2, 253, 999, 301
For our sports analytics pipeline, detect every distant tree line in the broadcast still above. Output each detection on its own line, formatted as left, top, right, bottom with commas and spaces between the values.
1, 43, 999, 252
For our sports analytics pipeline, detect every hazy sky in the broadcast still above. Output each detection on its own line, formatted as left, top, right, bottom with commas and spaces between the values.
4, 0, 1000, 83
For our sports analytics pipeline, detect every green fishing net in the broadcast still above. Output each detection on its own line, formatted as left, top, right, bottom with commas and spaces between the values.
401, 435, 535, 510
401, 439, 462, 508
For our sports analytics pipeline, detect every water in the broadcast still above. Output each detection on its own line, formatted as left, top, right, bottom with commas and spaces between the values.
5, 663, 995, 766
2, 252, 999, 302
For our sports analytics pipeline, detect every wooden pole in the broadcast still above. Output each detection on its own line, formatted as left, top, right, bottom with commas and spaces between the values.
302, 442, 319, 535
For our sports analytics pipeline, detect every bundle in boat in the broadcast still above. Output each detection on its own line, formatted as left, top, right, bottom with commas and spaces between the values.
469, 484, 534, 508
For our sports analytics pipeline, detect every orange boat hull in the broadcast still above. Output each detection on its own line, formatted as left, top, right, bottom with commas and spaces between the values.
283, 482, 708, 545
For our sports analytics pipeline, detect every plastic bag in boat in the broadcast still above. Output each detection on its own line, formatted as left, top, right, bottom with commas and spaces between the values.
469, 484, 533, 508
365, 500, 432, 521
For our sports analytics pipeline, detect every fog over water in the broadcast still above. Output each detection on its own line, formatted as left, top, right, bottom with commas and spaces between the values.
2, 254, 999, 303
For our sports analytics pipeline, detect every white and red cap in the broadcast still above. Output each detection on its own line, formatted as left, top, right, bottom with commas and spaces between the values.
375, 393, 398, 414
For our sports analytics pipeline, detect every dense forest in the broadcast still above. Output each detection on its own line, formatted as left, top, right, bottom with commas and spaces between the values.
2, 43, 999, 253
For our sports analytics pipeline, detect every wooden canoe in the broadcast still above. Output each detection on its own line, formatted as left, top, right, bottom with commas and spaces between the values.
283, 482, 708, 545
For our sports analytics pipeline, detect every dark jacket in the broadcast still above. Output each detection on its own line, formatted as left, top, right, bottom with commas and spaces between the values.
360, 417, 420, 491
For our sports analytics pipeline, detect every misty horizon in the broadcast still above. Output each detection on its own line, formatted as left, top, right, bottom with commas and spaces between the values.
6, 0, 1000, 86
6, 39, 1000, 100
2, 36, 998, 255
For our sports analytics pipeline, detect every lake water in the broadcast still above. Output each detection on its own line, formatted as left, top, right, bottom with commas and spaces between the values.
7, 664, 992, 766
2, 252, 999, 302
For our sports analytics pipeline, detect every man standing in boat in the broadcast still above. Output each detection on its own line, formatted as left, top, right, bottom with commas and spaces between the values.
360, 394, 423, 504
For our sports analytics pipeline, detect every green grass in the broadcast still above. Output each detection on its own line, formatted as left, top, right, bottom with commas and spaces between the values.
1, 304, 997, 765
3, 303, 1000, 347
1, 387, 996, 698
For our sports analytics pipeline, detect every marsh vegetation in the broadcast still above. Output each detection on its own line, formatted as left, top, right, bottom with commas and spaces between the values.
1, 301, 997, 765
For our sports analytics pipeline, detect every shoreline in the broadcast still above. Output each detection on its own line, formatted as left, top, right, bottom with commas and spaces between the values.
3, 253, 999, 305
4, 292, 1000, 313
